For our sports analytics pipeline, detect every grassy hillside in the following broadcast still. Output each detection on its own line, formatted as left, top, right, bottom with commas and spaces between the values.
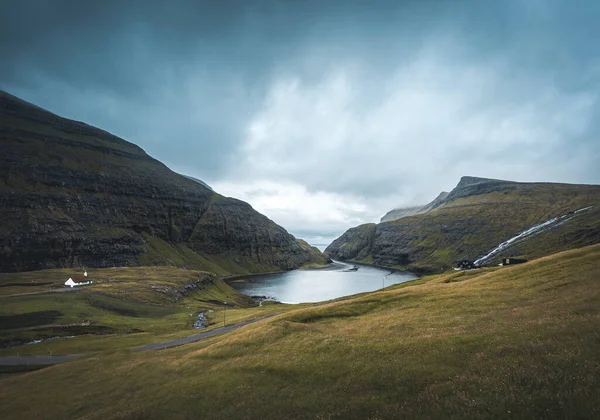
329, 223, 376, 262
327, 177, 600, 272
1, 245, 599, 419
0, 90, 326, 273
0, 265, 326, 357
297, 239, 332, 268
0, 266, 287, 356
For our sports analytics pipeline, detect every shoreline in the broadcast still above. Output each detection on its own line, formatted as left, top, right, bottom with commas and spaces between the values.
222, 260, 343, 283
223, 260, 421, 284
299, 260, 351, 271
339, 259, 423, 277
221, 270, 288, 282
224, 260, 421, 305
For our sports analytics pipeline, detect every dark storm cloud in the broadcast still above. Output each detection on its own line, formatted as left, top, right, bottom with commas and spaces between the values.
1, 0, 406, 177
3, 1, 599, 184
2, 0, 412, 92
2, 1, 599, 242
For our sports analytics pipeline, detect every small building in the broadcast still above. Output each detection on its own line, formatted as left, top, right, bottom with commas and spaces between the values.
64, 277, 92, 288
502, 257, 528, 266
455, 260, 477, 270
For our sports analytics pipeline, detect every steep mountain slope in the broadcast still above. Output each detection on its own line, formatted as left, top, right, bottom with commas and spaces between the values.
0, 90, 328, 273
181, 174, 213, 191
327, 176, 600, 273
380, 191, 449, 222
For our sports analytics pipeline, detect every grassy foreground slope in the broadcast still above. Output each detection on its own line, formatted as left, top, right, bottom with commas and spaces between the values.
1, 245, 599, 419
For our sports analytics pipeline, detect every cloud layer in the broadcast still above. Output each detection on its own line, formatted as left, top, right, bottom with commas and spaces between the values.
2, 0, 599, 244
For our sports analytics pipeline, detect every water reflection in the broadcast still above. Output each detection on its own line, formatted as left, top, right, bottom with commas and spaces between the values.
229, 261, 418, 304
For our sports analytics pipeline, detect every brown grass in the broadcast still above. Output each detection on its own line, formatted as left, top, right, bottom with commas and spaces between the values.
1, 245, 599, 419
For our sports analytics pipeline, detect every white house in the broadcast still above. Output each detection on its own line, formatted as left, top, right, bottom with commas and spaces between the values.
64, 277, 92, 288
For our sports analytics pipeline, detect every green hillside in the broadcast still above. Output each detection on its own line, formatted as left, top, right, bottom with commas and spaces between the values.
0, 265, 297, 356
1, 245, 599, 419
0, 90, 328, 274
327, 177, 600, 273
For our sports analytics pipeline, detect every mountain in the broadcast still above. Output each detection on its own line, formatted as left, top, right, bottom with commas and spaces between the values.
326, 176, 600, 273
0, 90, 328, 273
380, 191, 449, 222
181, 174, 213, 191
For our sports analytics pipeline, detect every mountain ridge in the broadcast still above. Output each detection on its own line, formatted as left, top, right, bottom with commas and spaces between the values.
381, 191, 449, 222
0, 90, 328, 273
380, 176, 513, 223
327, 176, 600, 273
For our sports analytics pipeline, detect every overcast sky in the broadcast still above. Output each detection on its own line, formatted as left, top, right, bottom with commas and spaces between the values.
2, 0, 599, 245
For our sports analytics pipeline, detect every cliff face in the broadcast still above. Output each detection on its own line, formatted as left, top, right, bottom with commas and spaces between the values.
0, 90, 328, 273
327, 176, 600, 273
325, 223, 376, 262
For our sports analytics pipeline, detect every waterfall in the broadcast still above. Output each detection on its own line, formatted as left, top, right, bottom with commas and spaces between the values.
474, 206, 593, 266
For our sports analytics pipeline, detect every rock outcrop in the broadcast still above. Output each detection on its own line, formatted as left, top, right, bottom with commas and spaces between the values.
327, 176, 600, 273
0, 90, 329, 273
325, 224, 376, 262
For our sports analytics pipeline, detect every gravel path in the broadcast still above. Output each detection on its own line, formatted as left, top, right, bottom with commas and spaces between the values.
131, 315, 276, 351
0, 315, 276, 365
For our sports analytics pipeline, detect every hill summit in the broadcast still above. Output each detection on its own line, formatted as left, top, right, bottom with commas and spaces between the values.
381, 176, 514, 223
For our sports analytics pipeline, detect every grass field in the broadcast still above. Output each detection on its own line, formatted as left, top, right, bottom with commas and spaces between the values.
0, 267, 304, 356
1, 245, 598, 419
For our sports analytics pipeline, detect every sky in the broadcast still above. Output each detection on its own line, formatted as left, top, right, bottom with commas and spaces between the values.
2, 0, 600, 246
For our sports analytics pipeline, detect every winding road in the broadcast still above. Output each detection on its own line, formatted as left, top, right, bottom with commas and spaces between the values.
0, 315, 276, 366
131, 315, 276, 351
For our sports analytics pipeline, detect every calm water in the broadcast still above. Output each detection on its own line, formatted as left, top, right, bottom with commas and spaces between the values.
229, 261, 418, 304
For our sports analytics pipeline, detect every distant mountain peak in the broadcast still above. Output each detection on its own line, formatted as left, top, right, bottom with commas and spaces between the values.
380, 190, 450, 223
181, 175, 213, 191
430, 191, 449, 205
381, 176, 516, 223
455, 176, 508, 189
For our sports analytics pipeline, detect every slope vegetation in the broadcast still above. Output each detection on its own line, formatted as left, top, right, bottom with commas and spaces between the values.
327, 176, 600, 272
0, 90, 327, 273
1, 245, 599, 419
0, 265, 299, 356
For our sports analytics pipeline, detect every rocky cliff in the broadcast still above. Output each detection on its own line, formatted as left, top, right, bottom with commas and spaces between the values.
326, 223, 376, 262
327, 176, 600, 273
0, 90, 329, 273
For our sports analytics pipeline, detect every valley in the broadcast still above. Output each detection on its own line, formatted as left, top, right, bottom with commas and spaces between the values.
1, 92, 599, 419
229, 260, 417, 303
